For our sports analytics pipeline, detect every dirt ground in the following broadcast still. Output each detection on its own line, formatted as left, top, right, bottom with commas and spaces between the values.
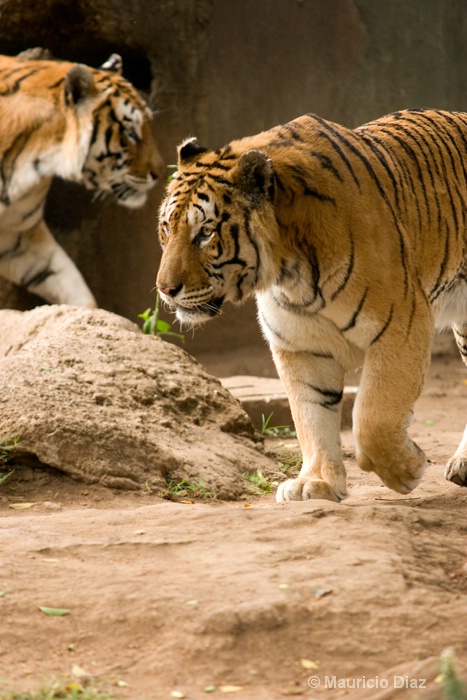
1, 352, 467, 700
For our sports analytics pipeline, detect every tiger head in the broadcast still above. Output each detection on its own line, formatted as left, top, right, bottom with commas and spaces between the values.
65, 54, 164, 208
156, 137, 279, 325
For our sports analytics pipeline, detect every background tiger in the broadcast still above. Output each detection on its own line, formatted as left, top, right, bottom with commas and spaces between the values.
157, 109, 467, 502
0, 51, 163, 307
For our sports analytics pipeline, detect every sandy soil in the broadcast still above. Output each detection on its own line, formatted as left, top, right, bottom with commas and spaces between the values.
1, 355, 467, 700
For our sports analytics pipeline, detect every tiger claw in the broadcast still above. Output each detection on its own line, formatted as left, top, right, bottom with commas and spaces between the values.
276, 477, 344, 503
445, 458, 467, 486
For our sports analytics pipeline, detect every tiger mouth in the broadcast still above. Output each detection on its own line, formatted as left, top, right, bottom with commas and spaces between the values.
175, 296, 224, 320
114, 186, 149, 209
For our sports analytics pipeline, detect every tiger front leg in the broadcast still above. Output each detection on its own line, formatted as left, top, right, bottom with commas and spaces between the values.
271, 347, 348, 503
445, 425, 467, 486
353, 303, 433, 494
444, 324, 467, 486
0, 221, 96, 307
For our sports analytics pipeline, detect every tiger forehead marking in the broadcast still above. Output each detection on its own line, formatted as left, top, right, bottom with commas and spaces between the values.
186, 195, 217, 232
157, 108, 467, 504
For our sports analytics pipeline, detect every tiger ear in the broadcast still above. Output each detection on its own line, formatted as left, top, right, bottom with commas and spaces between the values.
231, 150, 274, 202
178, 137, 210, 163
100, 53, 123, 74
64, 65, 97, 107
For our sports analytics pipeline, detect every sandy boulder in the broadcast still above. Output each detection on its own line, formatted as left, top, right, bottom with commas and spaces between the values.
0, 306, 275, 497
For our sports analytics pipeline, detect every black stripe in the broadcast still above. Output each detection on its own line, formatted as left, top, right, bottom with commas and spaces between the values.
401, 115, 463, 236
370, 304, 394, 345
309, 151, 343, 182
307, 115, 361, 190
243, 211, 261, 283
22, 265, 54, 288
1, 129, 35, 204
429, 221, 451, 302
48, 77, 65, 89
409, 113, 465, 235
405, 291, 417, 340
304, 383, 343, 410
307, 351, 335, 359
20, 199, 43, 223
283, 123, 305, 141
204, 173, 237, 189
284, 164, 336, 204
330, 231, 355, 301
360, 132, 412, 213
195, 160, 231, 171
0, 66, 47, 95
341, 286, 369, 332
416, 111, 467, 185
378, 124, 431, 215
315, 115, 409, 294
210, 223, 248, 270
358, 132, 403, 214
258, 311, 290, 345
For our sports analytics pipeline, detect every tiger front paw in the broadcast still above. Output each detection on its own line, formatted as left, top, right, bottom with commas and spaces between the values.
445, 457, 467, 487
276, 477, 345, 503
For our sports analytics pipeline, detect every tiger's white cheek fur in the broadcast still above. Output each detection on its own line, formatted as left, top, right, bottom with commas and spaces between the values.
186, 199, 217, 238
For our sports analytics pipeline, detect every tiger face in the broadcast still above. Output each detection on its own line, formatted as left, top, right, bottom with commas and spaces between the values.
75, 56, 164, 208
157, 138, 278, 324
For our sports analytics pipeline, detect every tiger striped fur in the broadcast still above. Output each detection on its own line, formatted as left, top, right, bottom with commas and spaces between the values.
0, 52, 163, 306
157, 109, 467, 501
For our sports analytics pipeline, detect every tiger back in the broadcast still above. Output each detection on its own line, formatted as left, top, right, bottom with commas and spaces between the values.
156, 109, 467, 501
0, 52, 164, 306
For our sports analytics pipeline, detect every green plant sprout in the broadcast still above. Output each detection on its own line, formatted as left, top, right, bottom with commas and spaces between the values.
163, 478, 217, 501
138, 291, 184, 343
0, 437, 19, 463
0, 438, 19, 485
167, 163, 178, 181
439, 648, 467, 700
277, 452, 302, 476
260, 412, 296, 438
242, 469, 273, 496
0, 678, 113, 700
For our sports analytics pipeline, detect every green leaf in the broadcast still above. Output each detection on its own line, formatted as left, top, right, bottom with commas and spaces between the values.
0, 469, 15, 484
156, 319, 171, 334
0, 591, 7, 597
39, 606, 70, 616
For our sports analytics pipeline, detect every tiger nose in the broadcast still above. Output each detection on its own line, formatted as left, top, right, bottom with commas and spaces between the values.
158, 283, 183, 298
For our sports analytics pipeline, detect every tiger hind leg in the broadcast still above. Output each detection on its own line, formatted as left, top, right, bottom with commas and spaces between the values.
445, 323, 467, 486
0, 221, 96, 307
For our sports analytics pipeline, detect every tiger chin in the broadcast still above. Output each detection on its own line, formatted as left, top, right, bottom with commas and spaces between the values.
0, 51, 164, 307
157, 110, 467, 502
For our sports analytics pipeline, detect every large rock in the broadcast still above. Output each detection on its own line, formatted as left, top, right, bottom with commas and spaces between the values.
0, 306, 275, 497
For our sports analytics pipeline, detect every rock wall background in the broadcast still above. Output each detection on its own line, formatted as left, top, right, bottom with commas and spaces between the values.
1, 0, 466, 360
